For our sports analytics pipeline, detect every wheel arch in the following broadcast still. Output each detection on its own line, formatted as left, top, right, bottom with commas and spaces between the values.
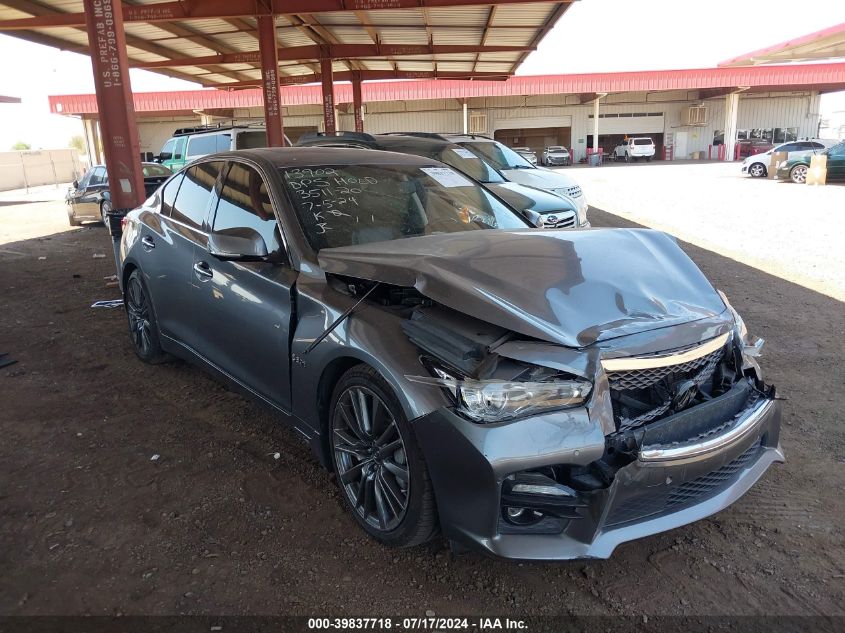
315, 355, 365, 467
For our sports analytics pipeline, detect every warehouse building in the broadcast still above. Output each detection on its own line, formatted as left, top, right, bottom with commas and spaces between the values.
51, 62, 843, 165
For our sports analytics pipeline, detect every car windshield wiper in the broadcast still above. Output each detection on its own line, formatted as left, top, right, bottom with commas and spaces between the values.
507, 164, 534, 169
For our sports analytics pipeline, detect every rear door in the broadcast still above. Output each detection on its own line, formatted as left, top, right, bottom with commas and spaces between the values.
191, 160, 296, 410
77, 166, 108, 219
142, 161, 224, 348
826, 144, 845, 179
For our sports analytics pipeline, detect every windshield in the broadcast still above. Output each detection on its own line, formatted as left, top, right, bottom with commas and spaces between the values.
459, 141, 534, 170
436, 146, 505, 183
142, 164, 172, 177
280, 164, 528, 251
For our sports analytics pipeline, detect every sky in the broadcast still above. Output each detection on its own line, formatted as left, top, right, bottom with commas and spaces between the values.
1, 0, 844, 150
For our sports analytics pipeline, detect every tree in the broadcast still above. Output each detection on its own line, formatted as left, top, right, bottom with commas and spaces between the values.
11, 141, 30, 150
68, 135, 86, 155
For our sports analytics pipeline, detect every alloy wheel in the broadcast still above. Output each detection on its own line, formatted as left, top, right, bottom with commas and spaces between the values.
101, 200, 112, 225
125, 275, 153, 356
332, 386, 409, 532
749, 163, 765, 177
791, 165, 808, 184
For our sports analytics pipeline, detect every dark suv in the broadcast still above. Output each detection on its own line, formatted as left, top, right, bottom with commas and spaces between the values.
297, 132, 588, 229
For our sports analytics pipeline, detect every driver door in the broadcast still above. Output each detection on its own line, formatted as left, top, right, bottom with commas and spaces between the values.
191, 160, 296, 411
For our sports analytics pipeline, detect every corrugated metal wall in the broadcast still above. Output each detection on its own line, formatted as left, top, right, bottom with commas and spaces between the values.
133, 92, 822, 163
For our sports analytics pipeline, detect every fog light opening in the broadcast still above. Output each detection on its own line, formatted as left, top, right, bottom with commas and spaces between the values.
503, 506, 544, 526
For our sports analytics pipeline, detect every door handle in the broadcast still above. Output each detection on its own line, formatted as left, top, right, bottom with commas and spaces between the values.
141, 236, 155, 250
193, 261, 213, 279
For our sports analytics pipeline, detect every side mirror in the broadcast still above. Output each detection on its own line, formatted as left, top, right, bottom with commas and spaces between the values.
72, 179, 79, 189
208, 227, 268, 261
157, 152, 172, 162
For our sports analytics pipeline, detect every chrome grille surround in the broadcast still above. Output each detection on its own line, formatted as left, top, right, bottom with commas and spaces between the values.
540, 211, 577, 229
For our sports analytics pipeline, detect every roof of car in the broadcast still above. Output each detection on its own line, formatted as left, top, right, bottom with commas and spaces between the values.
209, 146, 444, 169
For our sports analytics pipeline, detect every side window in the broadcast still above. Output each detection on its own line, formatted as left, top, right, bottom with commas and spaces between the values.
780, 143, 799, 152
212, 162, 282, 257
171, 161, 224, 229
173, 137, 186, 160
77, 168, 94, 189
160, 173, 184, 216
186, 134, 219, 158
160, 138, 175, 157
216, 133, 232, 152
89, 167, 107, 186
829, 144, 845, 157
809, 142, 825, 150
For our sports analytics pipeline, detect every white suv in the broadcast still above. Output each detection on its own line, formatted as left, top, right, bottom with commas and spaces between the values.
613, 137, 655, 162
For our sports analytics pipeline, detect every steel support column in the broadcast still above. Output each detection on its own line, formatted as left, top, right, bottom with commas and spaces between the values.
82, 0, 144, 210
352, 72, 364, 133
723, 92, 740, 162
257, 15, 285, 146
592, 97, 600, 153
321, 58, 336, 135
462, 101, 468, 134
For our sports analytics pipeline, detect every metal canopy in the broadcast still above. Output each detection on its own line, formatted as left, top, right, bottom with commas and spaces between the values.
719, 22, 845, 67
0, 0, 574, 86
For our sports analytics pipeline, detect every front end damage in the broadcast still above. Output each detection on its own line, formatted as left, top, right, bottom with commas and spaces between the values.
403, 304, 783, 560
316, 229, 784, 560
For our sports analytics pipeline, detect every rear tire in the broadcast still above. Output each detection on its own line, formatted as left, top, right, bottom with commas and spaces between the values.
329, 365, 439, 547
124, 269, 168, 364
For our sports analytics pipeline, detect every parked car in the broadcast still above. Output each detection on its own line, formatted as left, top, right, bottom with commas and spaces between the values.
297, 131, 587, 228
735, 138, 774, 159
156, 125, 290, 171
119, 147, 783, 560
612, 137, 655, 162
543, 146, 571, 166
66, 162, 172, 226
512, 147, 537, 165
741, 140, 834, 178
776, 141, 845, 183
409, 134, 588, 218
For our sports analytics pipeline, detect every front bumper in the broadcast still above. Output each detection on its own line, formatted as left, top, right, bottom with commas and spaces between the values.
414, 391, 782, 561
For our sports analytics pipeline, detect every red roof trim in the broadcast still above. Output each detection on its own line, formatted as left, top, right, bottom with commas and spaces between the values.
49, 63, 845, 116
719, 22, 845, 67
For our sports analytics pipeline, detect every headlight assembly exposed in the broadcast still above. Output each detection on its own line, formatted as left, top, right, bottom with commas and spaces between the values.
718, 290, 764, 358
406, 372, 592, 423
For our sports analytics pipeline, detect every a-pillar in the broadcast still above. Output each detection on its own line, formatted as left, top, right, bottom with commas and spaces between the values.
352, 72, 364, 133
723, 92, 740, 161
257, 15, 285, 146
321, 58, 337, 135
81, 0, 144, 211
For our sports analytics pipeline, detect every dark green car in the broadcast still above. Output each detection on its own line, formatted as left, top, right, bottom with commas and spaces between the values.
777, 141, 845, 183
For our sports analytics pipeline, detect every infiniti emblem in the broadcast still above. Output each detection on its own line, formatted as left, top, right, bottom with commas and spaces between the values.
672, 379, 698, 411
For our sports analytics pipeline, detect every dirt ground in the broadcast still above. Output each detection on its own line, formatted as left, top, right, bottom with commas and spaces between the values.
0, 192, 843, 619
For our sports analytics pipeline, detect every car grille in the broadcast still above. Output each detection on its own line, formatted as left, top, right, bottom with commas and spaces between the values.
606, 343, 727, 432
607, 347, 723, 391
540, 211, 577, 229
606, 439, 762, 527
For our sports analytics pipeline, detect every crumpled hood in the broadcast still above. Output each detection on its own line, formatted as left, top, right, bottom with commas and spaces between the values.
318, 228, 728, 348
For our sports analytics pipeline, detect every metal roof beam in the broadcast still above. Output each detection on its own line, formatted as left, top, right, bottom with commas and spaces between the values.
129, 43, 533, 68
208, 69, 510, 88
0, 1, 568, 29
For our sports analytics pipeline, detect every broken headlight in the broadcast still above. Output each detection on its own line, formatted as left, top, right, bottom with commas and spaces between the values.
718, 290, 764, 359
406, 367, 592, 423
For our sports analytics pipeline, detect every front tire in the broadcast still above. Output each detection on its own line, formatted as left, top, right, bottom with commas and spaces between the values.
790, 164, 808, 184
749, 163, 766, 178
124, 269, 168, 364
100, 200, 112, 225
329, 365, 438, 547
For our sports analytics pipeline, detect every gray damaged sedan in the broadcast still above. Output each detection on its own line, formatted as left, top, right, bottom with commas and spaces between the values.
119, 148, 783, 560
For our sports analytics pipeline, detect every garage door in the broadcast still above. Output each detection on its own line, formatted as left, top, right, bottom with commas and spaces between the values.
591, 113, 664, 135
